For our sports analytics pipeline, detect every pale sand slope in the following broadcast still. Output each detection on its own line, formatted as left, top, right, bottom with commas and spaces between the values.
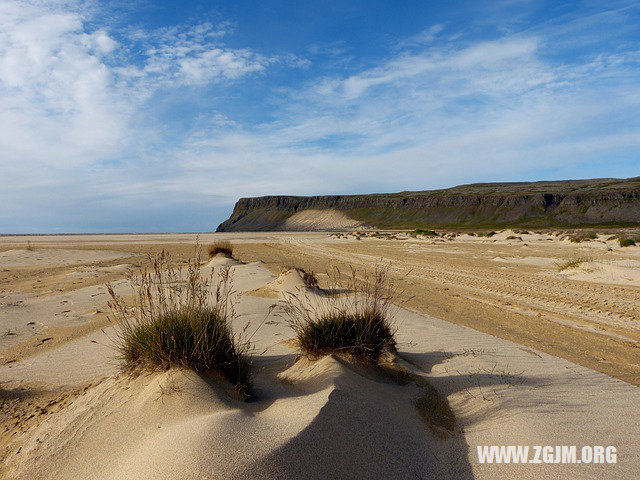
0, 279, 130, 358
282, 209, 365, 231
2, 259, 639, 479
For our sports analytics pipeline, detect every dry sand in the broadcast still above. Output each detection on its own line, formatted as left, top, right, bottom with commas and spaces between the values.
1, 232, 639, 479
282, 209, 366, 231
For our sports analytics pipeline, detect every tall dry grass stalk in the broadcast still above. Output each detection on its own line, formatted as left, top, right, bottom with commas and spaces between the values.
106, 249, 251, 397
279, 265, 398, 363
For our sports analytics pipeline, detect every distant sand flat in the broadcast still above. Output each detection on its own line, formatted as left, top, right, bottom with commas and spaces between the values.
0, 248, 133, 268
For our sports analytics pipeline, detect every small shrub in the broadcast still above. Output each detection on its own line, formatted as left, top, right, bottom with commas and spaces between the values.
619, 238, 636, 248
280, 266, 397, 364
107, 250, 251, 397
477, 231, 497, 237
208, 240, 233, 259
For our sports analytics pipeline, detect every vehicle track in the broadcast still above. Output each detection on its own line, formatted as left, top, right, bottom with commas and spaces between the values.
286, 239, 640, 337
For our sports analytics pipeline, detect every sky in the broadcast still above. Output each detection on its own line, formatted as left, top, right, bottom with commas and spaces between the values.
1, 0, 639, 233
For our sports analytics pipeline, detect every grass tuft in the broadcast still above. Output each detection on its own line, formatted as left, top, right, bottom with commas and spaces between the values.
556, 255, 592, 271
300, 269, 319, 289
279, 265, 397, 364
107, 250, 251, 397
619, 238, 637, 248
208, 240, 233, 259
281, 266, 319, 289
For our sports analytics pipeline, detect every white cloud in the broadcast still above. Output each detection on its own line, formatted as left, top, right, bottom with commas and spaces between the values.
0, 1, 285, 231
0, 1, 127, 172
87, 29, 117, 54
177, 48, 268, 84
0, 1, 275, 181
126, 21, 273, 87
325, 37, 545, 100
399, 24, 445, 47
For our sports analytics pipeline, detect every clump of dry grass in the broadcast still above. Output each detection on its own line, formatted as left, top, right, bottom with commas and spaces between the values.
106, 250, 251, 397
279, 265, 398, 364
208, 240, 233, 259
556, 255, 592, 271
300, 268, 319, 289
302, 271, 319, 289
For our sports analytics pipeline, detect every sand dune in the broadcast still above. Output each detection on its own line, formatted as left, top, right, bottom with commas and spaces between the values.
5, 356, 472, 480
248, 267, 315, 299
206, 254, 243, 268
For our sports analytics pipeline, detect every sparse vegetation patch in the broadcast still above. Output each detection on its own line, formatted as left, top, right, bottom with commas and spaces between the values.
619, 238, 637, 248
568, 232, 598, 243
280, 266, 397, 364
556, 255, 592, 271
107, 250, 251, 397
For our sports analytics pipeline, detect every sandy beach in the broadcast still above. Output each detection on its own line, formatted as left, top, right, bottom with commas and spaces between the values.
1, 231, 639, 479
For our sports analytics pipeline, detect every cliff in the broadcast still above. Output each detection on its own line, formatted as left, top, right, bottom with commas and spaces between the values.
216, 177, 640, 231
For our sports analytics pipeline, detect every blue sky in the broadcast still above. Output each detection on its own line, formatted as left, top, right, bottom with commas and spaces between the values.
1, 0, 639, 233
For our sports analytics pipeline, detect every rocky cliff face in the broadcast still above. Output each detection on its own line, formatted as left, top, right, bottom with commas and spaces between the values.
217, 177, 640, 231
